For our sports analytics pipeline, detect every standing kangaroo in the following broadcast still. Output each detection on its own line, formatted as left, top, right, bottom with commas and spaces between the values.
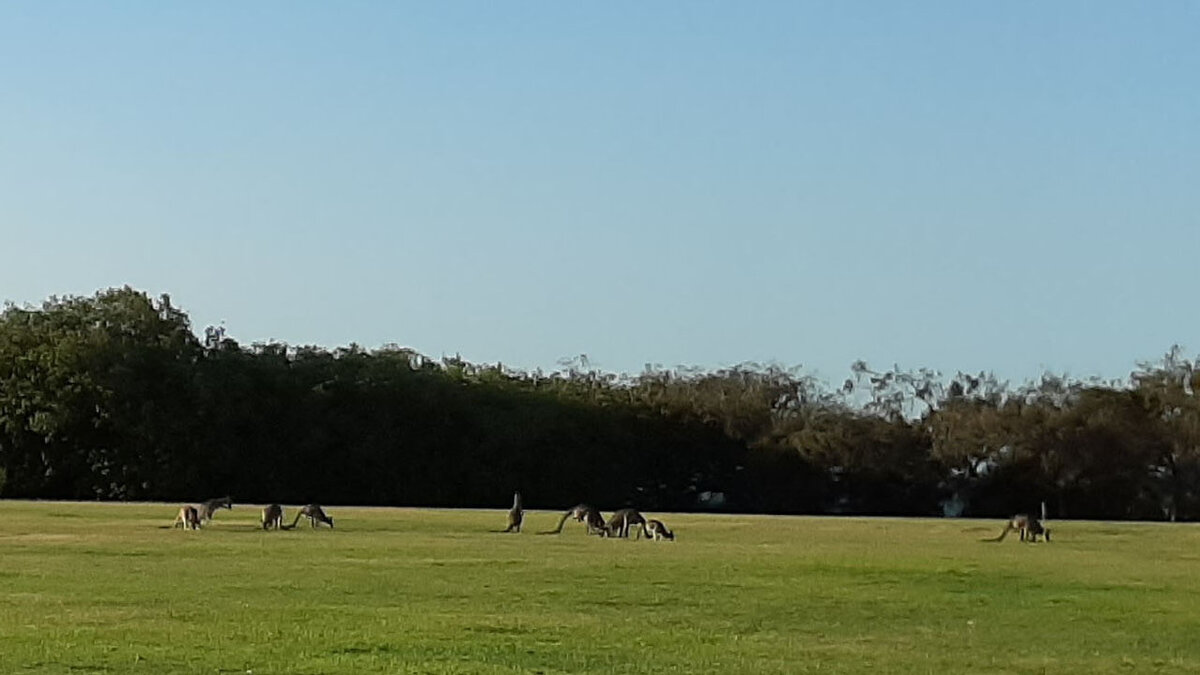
197, 496, 233, 524
173, 505, 201, 530
1037, 501, 1052, 541
261, 504, 285, 530
1024, 517, 1050, 542
645, 518, 675, 541
604, 508, 648, 539
542, 504, 606, 535
503, 492, 524, 533
289, 504, 334, 529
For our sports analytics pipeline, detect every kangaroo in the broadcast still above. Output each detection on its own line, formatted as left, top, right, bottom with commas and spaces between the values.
987, 514, 1031, 541
645, 518, 675, 541
289, 504, 334, 529
542, 504, 606, 535
1035, 500, 1052, 542
1025, 517, 1050, 542
197, 496, 233, 524
986, 513, 1050, 542
604, 508, 648, 539
261, 504, 285, 530
503, 492, 524, 533
173, 505, 201, 530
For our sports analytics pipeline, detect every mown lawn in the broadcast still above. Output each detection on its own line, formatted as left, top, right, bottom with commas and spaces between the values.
1, 502, 1199, 674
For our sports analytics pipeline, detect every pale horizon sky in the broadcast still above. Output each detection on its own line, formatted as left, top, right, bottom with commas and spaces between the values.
2, 3, 1198, 386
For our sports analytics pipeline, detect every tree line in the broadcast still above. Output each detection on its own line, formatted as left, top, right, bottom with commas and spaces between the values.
1, 287, 1197, 520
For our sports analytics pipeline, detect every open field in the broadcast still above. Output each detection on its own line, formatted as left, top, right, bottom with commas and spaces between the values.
2, 503, 1200, 674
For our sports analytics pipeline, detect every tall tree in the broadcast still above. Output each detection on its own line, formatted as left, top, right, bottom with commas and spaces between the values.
0, 288, 201, 498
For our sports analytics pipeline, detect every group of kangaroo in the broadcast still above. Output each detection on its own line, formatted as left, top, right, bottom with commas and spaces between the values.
173, 492, 1044, 544
171, 496, 234, 530
260, 503, 335, 530
171, 497, 334, 531
501, 493, 676, 541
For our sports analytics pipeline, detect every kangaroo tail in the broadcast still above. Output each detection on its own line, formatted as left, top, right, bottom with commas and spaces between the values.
983, 525, 1010, 542
541, 511, 570, 534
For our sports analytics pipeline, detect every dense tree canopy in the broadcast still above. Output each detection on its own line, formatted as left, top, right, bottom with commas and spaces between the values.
1, 287, 1196, 519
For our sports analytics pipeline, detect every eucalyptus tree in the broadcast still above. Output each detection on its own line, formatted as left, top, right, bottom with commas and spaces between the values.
926, 371, 1012, 514
1132, 346, 1200, 520
0, 287, 201, 498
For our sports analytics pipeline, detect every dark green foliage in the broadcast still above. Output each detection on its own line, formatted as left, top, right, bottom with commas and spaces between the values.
2, 288, 1199, 519
0, 288, 201, 499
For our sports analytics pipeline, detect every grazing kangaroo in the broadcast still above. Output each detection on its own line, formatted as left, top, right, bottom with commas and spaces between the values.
289, 504, 334, 529
173, 505, 201, 530
543, 504, 606, 535
261, 504, 285, 530
503, 492, 524, 533
645, 518, 675, 541
198, 496, 233, 524
987, 513, 1050, 542
604, 508, 648, 539
987, 514, 1031, 541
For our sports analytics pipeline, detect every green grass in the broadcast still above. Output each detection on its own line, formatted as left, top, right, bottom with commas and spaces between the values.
2, 503, 1200, 674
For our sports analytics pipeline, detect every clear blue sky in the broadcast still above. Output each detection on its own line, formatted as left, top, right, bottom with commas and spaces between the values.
2, 3, 1197, 385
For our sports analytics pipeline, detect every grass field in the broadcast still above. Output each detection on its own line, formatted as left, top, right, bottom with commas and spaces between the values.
2, 503, 1200, 674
